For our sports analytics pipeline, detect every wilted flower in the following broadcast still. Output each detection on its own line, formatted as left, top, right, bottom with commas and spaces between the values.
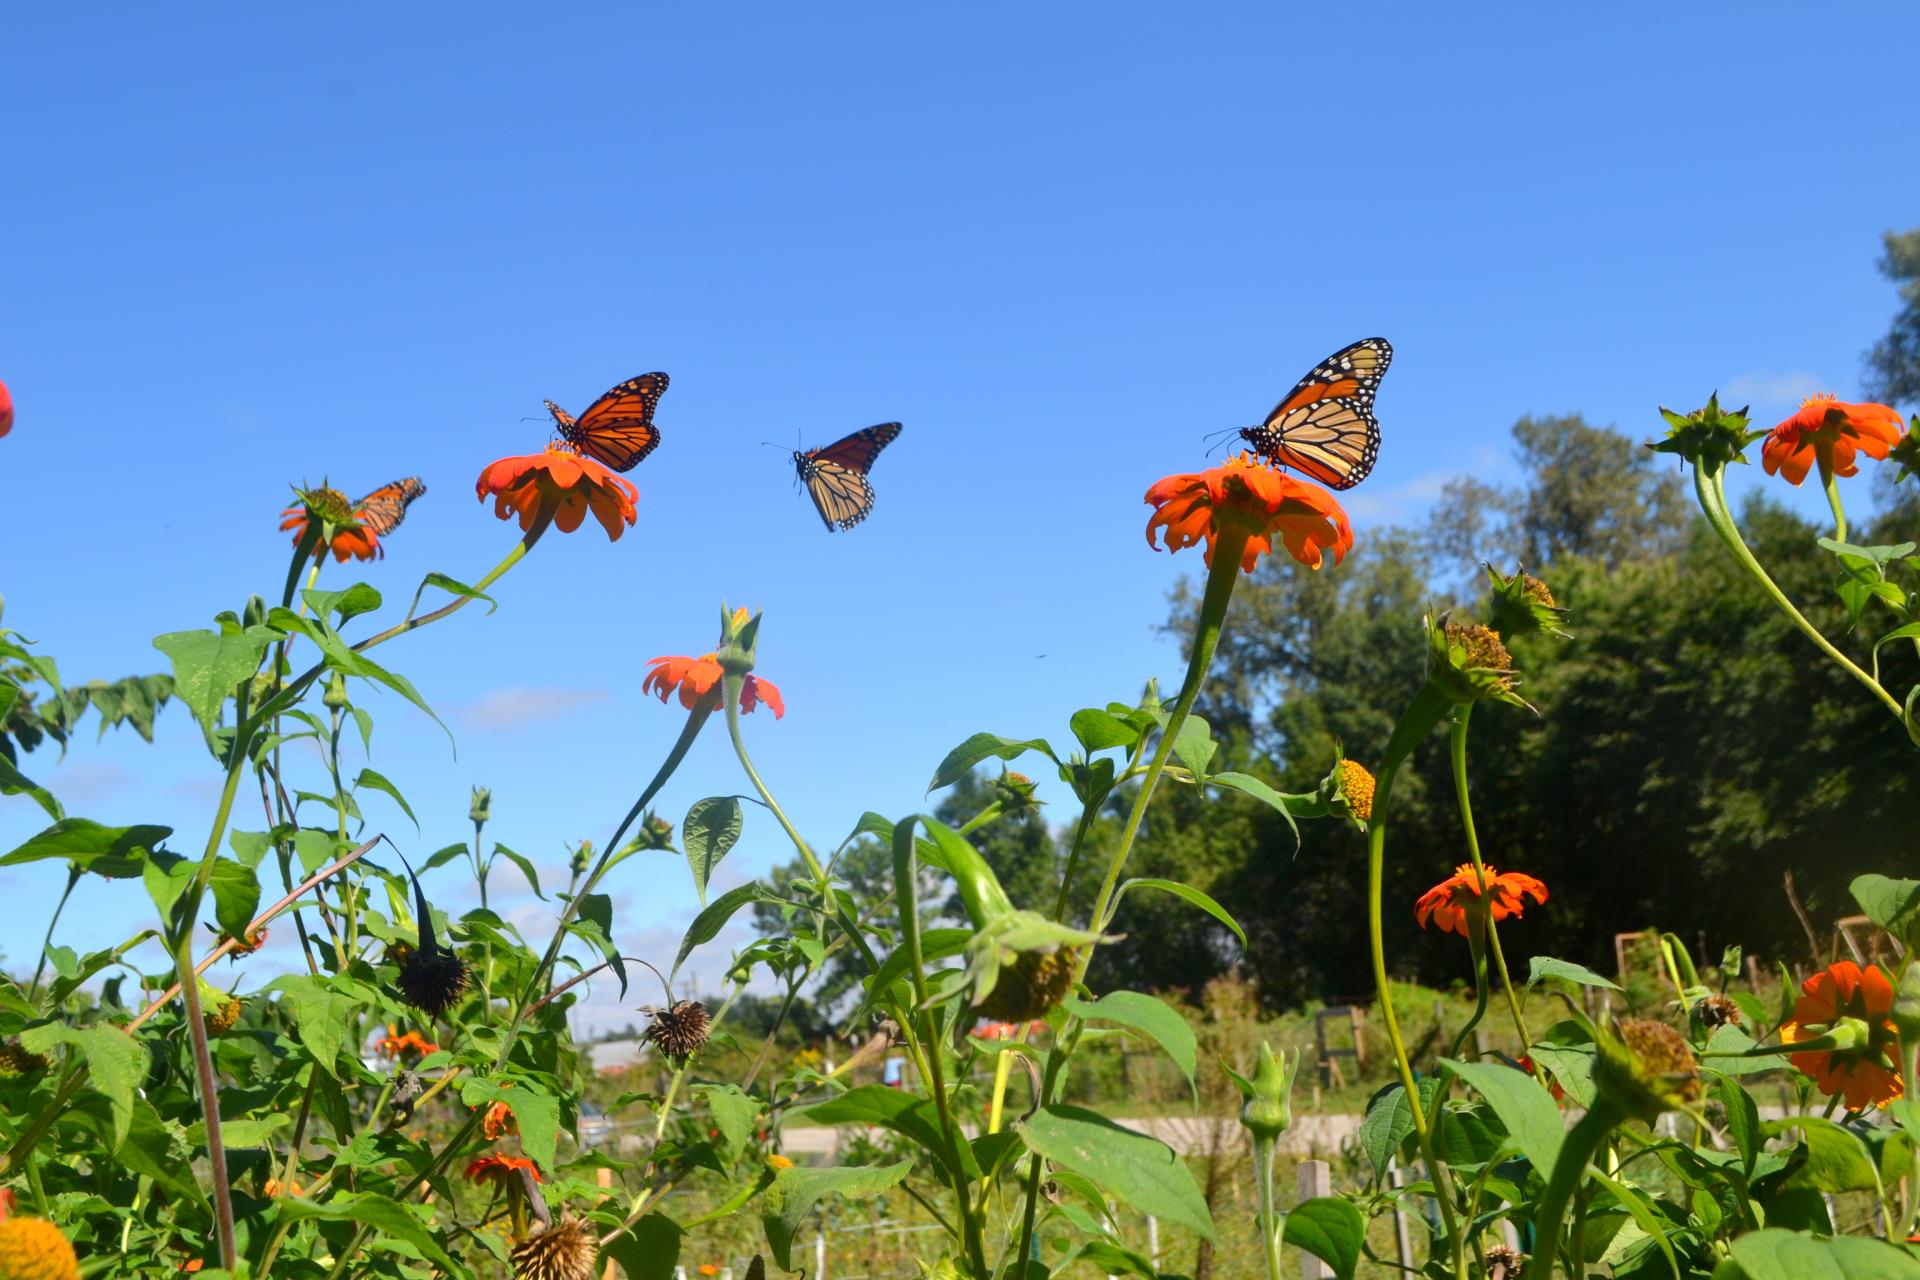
1593, 1018, 1701, 1123
644, 999, 713, 1061
1145, 453, 1354, 572
1694, 993, 1742, 1030
392, 849, 470, 1019
1760, 394, 1905, 486
202, 992, 243, 1036
376, 1026, 441, 1059
976, 947, 1079, 1023
1481, 1242, 1525, 1280
483, 1099, 518, 1142
1783, 961, 1903, 1110
466, 1154, 542, 1187
1414, 864, 1549, 938
476, 444, 639, 541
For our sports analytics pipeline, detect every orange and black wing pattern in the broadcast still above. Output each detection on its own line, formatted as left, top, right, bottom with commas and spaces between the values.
793, 422, 902, 531
355, 476, 427, 535
546, 372, 668, 472
1239, 338, 1390, 490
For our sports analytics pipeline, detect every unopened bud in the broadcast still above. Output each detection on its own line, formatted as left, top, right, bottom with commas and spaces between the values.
1233, 1042, 1298, 1143
469, 786, 492, 826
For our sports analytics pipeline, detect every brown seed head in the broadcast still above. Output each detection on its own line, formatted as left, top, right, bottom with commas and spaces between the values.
1447, 622, 1513, 673
1482, 1242, 1525, 1280
644, 999, 712, 1061
204, 996, 243, 1036
977, 947, 1079, 1023
396, 947, 470, 1018
0, 1042, 50, 1077
510, 1215, 599, 1280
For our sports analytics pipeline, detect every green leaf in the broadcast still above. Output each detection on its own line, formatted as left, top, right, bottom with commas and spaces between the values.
302, 583, 383, 627
143, 854, 194, 921
603, 1213, 683, 1280
1701, 1024, 1791, 1075
1770, 1115, 1881, 1194
490, 843, 545, 900
1, 819, 172, 876
1113, 877, 1246, 947
461, 1077, 560, 1169
1588, 1169, 1681, 1280
268, 613, 451, 745
264, 975, 359, 1078
1169, 713, 1215, 778
19, 1022, 147, 1149
1067, 1242, 1157, 1278
841, 811, 895, 849
1528, 955, 1623, 991
1726, 1229, 1920, 1280
1070, 708, 1141, 754
1017, 1104, 1215, 1240
683, 796, 743, 906
800, 1086, 978, 1182
275, 1193, 460, 1271
926, 733, 1056, 793
1062, 991, 1197, 1098
1713, 1074, 1761, 1178
412, 572, 498, 617
1208, 771, 1305, 843
673, 882, 761, 978
694, 1083, 761, 1158
568, 892, 626, 995
1357, 1083, 1416, 1183
761, 1159, 912, 1269
153, 623, 276, 733
353, 768, 418, 831
1283, 1196, 1366, 1280
210, 857, 261, 940
1443, 1058, 1563, 1174
1528, 1022, 1598, 1108
1849, 874, 1920, 949
0, 730, 61, 819
864, 928, 972, 1011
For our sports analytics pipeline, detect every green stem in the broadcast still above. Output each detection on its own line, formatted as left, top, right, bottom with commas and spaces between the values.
1451, 710, 1531, 1048
723, 673, 827, 882
1081, 531, 1246, 964
1695, 464, 1903, 722
1253, 1135, 1284, 1280
1367, 682, 1467, 1280
1532, 1100, 1622, 1275
26, 867, 81, 1001
1448, 927, 1492, 1060
1823, 463, 1848, 544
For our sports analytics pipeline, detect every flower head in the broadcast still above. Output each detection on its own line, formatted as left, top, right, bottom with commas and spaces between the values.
281, 485, 381, 563
1414, 864, 1548, 938
0, 1041, 50, 1078
976, 947, 1079, 1023
0, 1216, 80, 1280
483, 1099, 518, 1141
262, 1176, 304, 1198
396, 947, 470, 1019
1760, 395, 1905, 487
510, 1215, 599, 1280
1593, 1018, 1701, 1123
376, 1027, 440, 1059
642, 653, 783, 718
1651, 394, 1761, 469
1486, 565, 1571, 640
644, 999, 713, 1061
477, 443, 639, 541
1783, 961, 1903, 1110
1425, 614, 1529, 709
202, 992, 243, 1036
1145, 453, 1354, 572
1335, 759, 1375, 823
466, 1154, 542, 1186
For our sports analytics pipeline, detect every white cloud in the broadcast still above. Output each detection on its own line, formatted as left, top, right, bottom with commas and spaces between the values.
450, 686, 607, 732
1724, 369, 1825, 412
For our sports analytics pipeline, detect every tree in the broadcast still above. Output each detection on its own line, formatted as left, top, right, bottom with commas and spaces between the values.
1865, 228, 1920, 405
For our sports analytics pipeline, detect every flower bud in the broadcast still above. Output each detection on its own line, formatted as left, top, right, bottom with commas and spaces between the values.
1233, 1042, 1298, 1143
994, 770, 1041, 813
1485, 565, 1571, 640
470, 786, 493, 826
1890, 417, 1920, 486
716, 604, 761, 676
323, 671, 350, 711
569, 840, 593, 876
639, 811, 676, 851
1593, 1018, 1700, 1124
1649, 394, 1761, 469
1424, 612, 1530, 710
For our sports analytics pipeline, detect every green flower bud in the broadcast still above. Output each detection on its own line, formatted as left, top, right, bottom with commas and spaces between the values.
1485, 564, 1571, 640
639, 810, 676, 851
994, 770, 1041, 813
1230, 1042, 1298, 1143
469, 786, 492, 826
570, 839, 593, 876
1889, 417, 1920, 486
322, 671, 350, 711
716, 603, 761, 677
1649, 394, 1761, 469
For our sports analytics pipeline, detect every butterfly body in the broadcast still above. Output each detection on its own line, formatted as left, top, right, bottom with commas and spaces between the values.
1238, 337, 1390, 490
793, 422, 902, 531
357, 476, 426, 534
545, 372, 668, 471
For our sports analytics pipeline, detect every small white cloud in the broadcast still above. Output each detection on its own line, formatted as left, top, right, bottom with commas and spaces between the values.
1724, 370, 1824, 411
450, 686, 607, 732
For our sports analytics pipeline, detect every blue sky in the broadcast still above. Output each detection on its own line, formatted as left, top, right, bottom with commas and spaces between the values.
3, 5, 1917, 1034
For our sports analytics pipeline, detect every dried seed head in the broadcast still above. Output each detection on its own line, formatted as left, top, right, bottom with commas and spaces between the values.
509, 1215, 599, 1280
388, 1070, 425, 1125
0, 1042, 51, 1077
396, 947, 470, 1019
203, 995, 243, 1036
1595, 1017, 1701, 1123
643, 999, 712, 1061
976, 947, 1079, 1023
1697, 993, 1742, 1029
1482, 1242, 1525, 1280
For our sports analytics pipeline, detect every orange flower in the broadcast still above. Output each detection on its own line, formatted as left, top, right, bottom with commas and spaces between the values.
482, 1099, 517, 1141
0, 378, 12, 438
1413, 864, 1548, 937
281, 487, 383, 563
263, 1176, 304, 1197
699, 1267, 721, 1278
1145, 453, 1353, 572
1759, 394, 1904, 486
643, 653, 784, 718
1783, 961, 1903, 1110
465, 1153, 542, 1186
376, 1026, 441, 1059
1515, 1053, 1566, 1103
476, 443, 639, 540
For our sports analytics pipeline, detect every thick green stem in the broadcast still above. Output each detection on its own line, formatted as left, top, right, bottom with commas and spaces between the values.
1448, 927, 1493, 1060
1451, 710, 1531, 1048
1695, 464, 1903, 721
1367, 681, 1467, 1280
1253, 1135, 1284, 1280
1081, 531, 1245, 967
1532, 1100, 1622, 1276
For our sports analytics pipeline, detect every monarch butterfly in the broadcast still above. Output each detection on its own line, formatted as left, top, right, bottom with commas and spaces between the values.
793, 423, 902, 531
544, 372, 668, 472
1238, 338, 1391, 490
355, 476, 427, 535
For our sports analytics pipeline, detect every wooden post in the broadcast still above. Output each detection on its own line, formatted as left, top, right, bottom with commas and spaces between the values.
1349, 1006, 1368, 1069
597, 1168, 615, 1280
1389, 1161, 1413, 1270
1298, 1160, 1333, 1280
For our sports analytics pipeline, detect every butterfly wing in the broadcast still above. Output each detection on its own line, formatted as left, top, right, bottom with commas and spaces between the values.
354, 477, 427, 536
1243, 338, 1390, 490
794, 423, 902, 532
553, 372, 668, 471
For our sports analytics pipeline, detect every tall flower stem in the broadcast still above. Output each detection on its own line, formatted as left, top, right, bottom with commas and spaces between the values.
1532, 1099, 1622, 1274
1822, 464, 1849, 543
722, 673, 827, 883
1253, 1134, 1285, 1280
1694, 464, 1902, 722
1081, 531, 1246, 962
1451, 708, 1531, 1049
25, 867, 81, 1000
1368, 682, 1467, 1280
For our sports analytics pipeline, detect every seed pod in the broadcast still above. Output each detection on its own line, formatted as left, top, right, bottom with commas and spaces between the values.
390, 846, 470, 1019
